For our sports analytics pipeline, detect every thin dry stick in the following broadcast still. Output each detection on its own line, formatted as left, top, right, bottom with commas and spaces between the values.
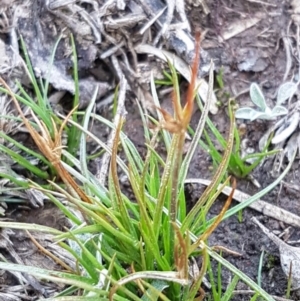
139, 7, 167, 35
252, 217, 300, 289
26, 230, 73, 272
186, 178, 300, 228
282, 29, 292, 82
153, 0, 175, 45
212, 245, 242, 256
245, 0, 277, 7
232, 290, 293, 301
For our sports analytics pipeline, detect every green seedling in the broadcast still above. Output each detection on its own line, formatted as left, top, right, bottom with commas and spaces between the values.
197, 71, 279, 179
237, 209, 243, 223
257, 250, 264, 287
227, 123, 277, 178
250, 293, 262, 301
154, 69, 180, 86
286, 263, 292, 299
215, 67, 231, 106
206, 254, 240, 301
266, 254, 276, 269
235, 82, 297, 121
216, 67, 225, 90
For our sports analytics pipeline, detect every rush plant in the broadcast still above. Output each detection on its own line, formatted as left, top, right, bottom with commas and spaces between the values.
0, 33, 288, 301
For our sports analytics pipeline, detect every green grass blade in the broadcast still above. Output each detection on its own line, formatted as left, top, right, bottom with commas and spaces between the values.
42, 35, 63, 107
0, 131, 52, 169
257, 250, 264, 287
67, 34, 81, 156
0, 144, 49, 179
19, 36, 44, 107
181, 103, 235, 233
150, 72, 171, 151
221, 275, 239, 301
219, 149, 296, 221
80, 86, 99, 193
205, 247, 275, 301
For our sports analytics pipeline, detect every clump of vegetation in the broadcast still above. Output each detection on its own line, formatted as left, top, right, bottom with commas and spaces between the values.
0, 33, 293, 301
199, 111, 280, 179
192, 100, 278, 180
195, 78, 297, 179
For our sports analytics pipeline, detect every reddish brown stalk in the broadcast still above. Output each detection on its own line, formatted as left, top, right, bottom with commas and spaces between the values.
173, 222, 189, 279
156, 106, 182, 134
195, 288, 205, 301
189, 178, 236, 254
26, 230, 74, 272
182, 30, 201, 128
200, 178, 236, 241
158, 30, 201, 134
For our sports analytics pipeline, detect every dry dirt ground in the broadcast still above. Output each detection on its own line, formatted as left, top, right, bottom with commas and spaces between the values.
0, 0, 300, 300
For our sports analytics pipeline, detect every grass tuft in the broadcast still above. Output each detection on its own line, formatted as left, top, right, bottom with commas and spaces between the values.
0, 34, 288, 301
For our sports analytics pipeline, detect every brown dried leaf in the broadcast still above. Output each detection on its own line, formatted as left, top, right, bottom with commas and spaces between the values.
252, 217, 300, 289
